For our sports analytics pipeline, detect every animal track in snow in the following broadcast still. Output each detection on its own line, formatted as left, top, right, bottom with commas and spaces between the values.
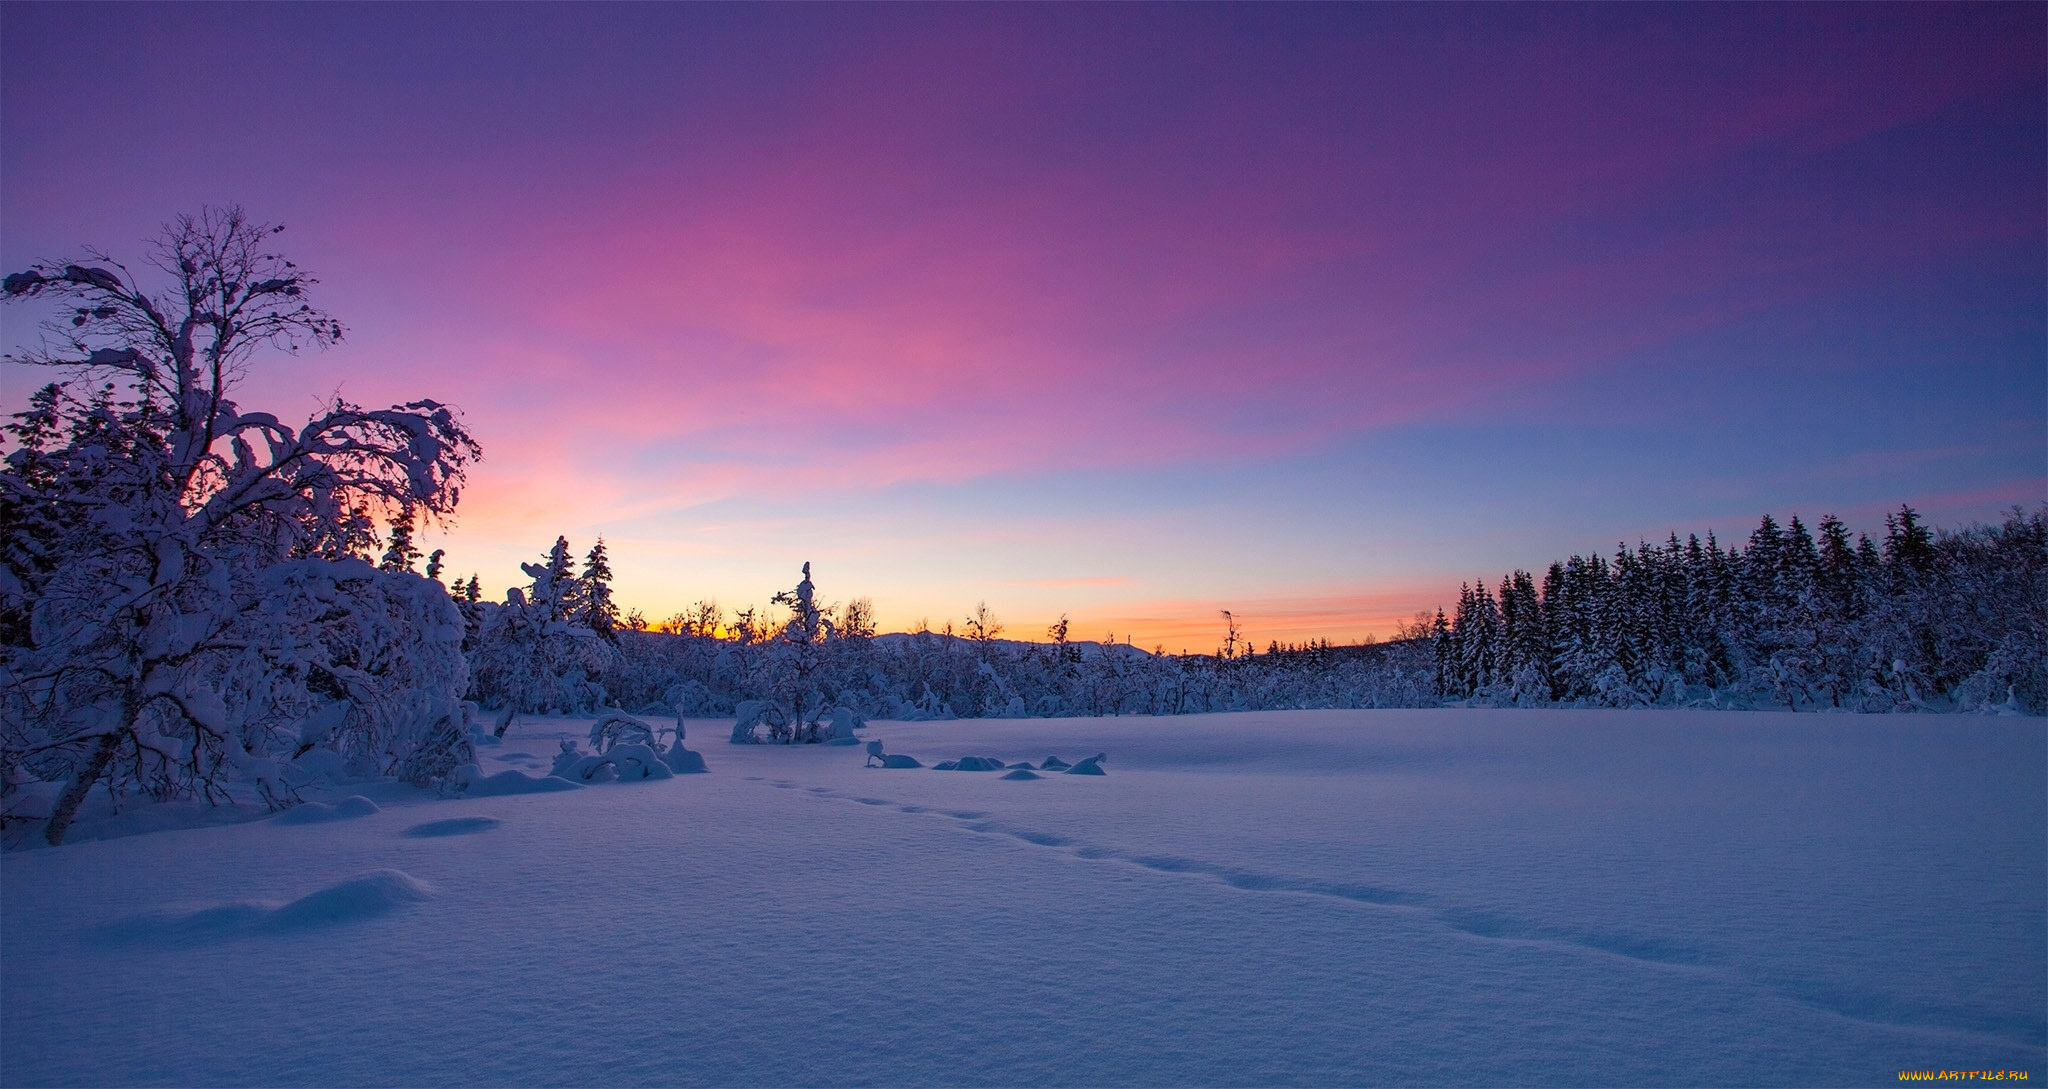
794, 786, 1733, 968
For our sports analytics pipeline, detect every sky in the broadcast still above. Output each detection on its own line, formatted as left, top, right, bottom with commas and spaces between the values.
2, 3, 2042, 651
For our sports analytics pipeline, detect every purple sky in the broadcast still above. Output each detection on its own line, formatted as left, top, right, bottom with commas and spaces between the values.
4, 4, 2042, 649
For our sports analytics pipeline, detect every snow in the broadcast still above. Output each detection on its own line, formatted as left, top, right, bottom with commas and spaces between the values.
4, 709, 2042, 1086
269, 795, 381, 825
401, 816, 503, 838
90, 869, 436, 946
450, 766, 583, 797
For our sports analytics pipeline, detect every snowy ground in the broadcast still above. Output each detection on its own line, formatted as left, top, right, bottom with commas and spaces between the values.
4, 710, 2042, 1087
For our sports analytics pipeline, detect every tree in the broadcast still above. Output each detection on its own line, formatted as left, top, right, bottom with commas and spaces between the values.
1220, 610, 1244, 660
577, 536, 617, 640
766, 562, 831, 740
836, 597, 876, 641
1883, 505, 1936, 577
465, 535, 621, 714
379, 504, 422, 573
530, 536, 577, 622
963, 602, 1002, 650
1, 207, 481, 844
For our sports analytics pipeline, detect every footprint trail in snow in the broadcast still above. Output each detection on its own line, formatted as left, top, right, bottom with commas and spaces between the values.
770, 777, 2035, 1050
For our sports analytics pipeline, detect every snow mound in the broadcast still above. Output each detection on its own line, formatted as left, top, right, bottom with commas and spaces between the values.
264, 869, 434, 930
403, 817, 501, 838
878, 754, 923, 769
1039, 756, 1071, 771
94, 868, 434, 944
1064, 753, 1107, 775
664, 745, 709, 774
821, 706, 867, 745
271, 796, 381, 825
453, 765, 583, 796
1001, 769, 1043, 780
944, 756, 1006, 772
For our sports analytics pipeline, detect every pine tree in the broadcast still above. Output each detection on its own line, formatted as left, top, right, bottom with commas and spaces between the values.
1498, 569, 1546, 701
531, 536, 576, 622
1738, 514, 1789, 666
1545, 553, 1617, 703
578, 537, 618, 641
769, 561, 830, 740
1428, 609, 1453, 691
1450, 582, 1503, 697
1815, 515, 1866, 621
1883, 505, 1936, 576
378, 507, 422, 574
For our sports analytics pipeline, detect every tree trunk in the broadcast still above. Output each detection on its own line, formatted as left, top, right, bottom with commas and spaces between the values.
44, 732, 121, 847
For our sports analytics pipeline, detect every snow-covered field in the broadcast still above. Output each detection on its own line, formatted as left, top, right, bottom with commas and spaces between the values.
4, 710, 2041, 1087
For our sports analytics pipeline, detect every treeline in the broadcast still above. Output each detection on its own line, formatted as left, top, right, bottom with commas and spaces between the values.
458, 504, 2045, 723
1427, 506, 2045, 712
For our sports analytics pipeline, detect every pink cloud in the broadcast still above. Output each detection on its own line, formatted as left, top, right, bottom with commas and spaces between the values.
329, 8, 2033, 507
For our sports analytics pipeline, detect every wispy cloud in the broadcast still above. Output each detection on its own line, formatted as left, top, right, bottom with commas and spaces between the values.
6, 4, 2040, 641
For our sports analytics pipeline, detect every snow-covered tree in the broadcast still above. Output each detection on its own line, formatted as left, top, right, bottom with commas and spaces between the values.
532, 536, 577, 622
1, 207, 481, 843
763, 562, 832, 741
379, 504, 422, 574
576, 537, 618, 641
464, 536, 620, 714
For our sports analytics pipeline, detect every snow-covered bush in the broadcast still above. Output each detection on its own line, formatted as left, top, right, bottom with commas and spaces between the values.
729, 699, 785, 744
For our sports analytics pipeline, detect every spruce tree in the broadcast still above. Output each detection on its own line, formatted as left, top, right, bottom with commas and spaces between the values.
1498, 570, 1546, 700
378, 508, 422, 574
1430, 608, 1455, 697
537, 536, 576, 622
1815, 515, 1865, 621
1883, 505, 1936, 576
769, 562, 830, 740
579, 537, 618, 641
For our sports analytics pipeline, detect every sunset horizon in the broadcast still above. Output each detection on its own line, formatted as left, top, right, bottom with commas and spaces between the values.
5, 3, 2040, 652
